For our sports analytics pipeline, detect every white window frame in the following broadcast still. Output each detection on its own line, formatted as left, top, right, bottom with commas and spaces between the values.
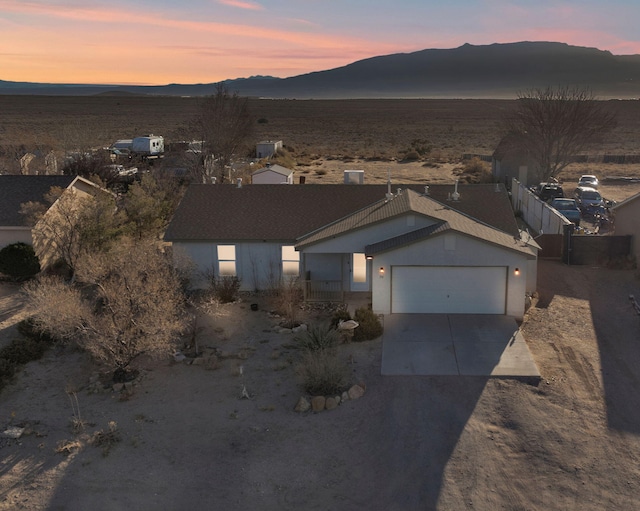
217, 245, 236, 276
282, 245, 300, 276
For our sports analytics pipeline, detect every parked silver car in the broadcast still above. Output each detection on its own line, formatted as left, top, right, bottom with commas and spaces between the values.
578, 174, 599, 189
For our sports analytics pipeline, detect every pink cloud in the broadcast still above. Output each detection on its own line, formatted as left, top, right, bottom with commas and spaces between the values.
217, 0, 263, 10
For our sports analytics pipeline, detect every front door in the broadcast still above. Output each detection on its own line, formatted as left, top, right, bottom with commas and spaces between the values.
350, 253, 369, 292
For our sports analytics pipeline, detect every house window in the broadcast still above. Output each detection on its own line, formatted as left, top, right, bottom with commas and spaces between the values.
282, 245, 300, 276
217, 245, 236, 276
352, 253, 367, 283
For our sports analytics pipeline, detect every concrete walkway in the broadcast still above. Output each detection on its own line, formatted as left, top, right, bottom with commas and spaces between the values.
381, 314, 540, 378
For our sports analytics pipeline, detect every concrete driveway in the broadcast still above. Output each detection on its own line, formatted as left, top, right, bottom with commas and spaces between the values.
381, 314, 540, 378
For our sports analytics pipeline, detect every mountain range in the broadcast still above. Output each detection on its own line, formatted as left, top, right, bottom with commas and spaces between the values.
2, 41, 640, 99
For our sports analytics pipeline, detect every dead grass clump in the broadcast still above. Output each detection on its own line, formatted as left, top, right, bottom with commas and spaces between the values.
91, 421, 121, 457
297, 351, 349, 396
55, 439, 83, 456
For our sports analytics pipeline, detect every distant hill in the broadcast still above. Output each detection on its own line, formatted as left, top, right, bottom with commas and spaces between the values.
2, 42, 640, 99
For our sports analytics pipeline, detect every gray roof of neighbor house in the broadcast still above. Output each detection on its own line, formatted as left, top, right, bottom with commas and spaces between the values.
164, 183, 521, 243
0, 175, 75, 226
296, 189, 536, 257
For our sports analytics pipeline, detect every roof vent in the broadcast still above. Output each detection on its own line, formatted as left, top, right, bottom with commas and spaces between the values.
451, 179, 460, 201
237, 178, 242, 188
396, 188, 402, 196
385, 170, 394, 201
424, 185, 430, 196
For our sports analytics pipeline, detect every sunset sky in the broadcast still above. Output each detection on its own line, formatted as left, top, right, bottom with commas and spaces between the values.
1, 0, 639, 85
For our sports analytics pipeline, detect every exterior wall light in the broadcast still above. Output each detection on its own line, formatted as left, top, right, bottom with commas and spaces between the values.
514, 267, 520, 276
379, 267, 385, 278
366, 255, 373, 260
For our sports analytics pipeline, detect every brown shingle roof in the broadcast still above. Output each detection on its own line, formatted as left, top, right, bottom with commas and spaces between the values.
296, 189, 536, 257
0, 175, 75, 226
164, 183, 521, 242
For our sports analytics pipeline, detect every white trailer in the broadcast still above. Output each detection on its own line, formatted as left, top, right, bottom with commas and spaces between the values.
131, 135, 164, 158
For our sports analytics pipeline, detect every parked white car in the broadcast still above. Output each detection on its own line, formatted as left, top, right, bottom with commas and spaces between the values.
578, 174, 599, 189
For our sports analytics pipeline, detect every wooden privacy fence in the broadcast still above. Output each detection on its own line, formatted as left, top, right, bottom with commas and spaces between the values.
564, 234, 632, 266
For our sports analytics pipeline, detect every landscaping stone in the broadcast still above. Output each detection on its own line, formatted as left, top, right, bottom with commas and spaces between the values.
112, 383, 124, 392
341, 391, 349, 402
311, 396, 326, 412
348, 384, 365, 400
325, 397, 338, 410
3, 427, 25, 439
294, 396, 311, 413
334, 395, 341, 405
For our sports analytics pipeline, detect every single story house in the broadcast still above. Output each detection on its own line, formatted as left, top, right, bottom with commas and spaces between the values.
612, 191, 640, 258
0, 174, 76, 249
0, 174, 107, 268
165, 183, 538, 318
256, 140, 283, 159
251, 163, 294, 185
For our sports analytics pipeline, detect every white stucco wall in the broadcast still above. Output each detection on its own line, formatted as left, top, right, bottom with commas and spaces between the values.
614, 198, 640, 257
0, 227, 33, 250
173, 241, 288, 291
370, 232, 531, 318
252, 170, 292, 185
301, 214, 437, 254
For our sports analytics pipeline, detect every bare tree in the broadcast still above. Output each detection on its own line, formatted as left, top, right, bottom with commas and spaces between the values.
24, 238, 188, 377
192, 83, 254, 184
20, 185, 122, 273
503, 86, 617, 182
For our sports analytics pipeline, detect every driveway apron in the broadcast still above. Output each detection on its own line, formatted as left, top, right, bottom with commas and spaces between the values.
381, 314, 540, 377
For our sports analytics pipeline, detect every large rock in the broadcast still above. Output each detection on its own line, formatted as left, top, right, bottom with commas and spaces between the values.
311, 396, 326, 412
325, 397, 338, 410
294, 396, 311, 413
348, 384, 365, 400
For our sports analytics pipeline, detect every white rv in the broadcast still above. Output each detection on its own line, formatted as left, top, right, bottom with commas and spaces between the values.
131, 135, 164, 157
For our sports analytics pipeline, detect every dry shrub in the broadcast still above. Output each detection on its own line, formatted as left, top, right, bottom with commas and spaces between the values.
210, 276, 240, 303
458, 157, 492, 183
297, 351, 349, 395
91, 421, 121, 457
294, 324, 340, 352
352, 307, 383, 342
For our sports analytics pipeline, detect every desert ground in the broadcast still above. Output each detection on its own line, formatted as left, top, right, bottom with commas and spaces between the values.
1, 259, 640, 510
2, 97, 640, 510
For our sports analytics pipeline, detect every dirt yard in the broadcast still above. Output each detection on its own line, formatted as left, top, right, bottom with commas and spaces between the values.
1, 258, 640, 511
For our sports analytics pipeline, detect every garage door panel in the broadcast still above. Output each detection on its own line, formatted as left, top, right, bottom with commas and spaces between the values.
391, 266, 506, 314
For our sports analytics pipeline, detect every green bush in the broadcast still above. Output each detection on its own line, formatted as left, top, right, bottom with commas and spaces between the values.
0, 242, 40, 279
297, 350, 349, 395
294, 324, 340, 352
352, 307, 384, 342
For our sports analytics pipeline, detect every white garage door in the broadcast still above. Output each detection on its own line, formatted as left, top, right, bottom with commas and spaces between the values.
391, 266, 507, 314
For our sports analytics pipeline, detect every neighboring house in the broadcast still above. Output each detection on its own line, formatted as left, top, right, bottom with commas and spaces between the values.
492, 134, 541, 188
0, 175, 75, 249
0, 174, 107, 269
31, 176, 110, 270
165, 183, 538, 318
612, 191, 640, 258
251, 163, 293, 184
256, 140, 283, 159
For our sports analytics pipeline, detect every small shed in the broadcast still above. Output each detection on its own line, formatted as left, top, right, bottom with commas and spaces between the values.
256, 140, 283, 159
252, 163, 293, 185
612, 191, 640, 257
344, 170, 364, 184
